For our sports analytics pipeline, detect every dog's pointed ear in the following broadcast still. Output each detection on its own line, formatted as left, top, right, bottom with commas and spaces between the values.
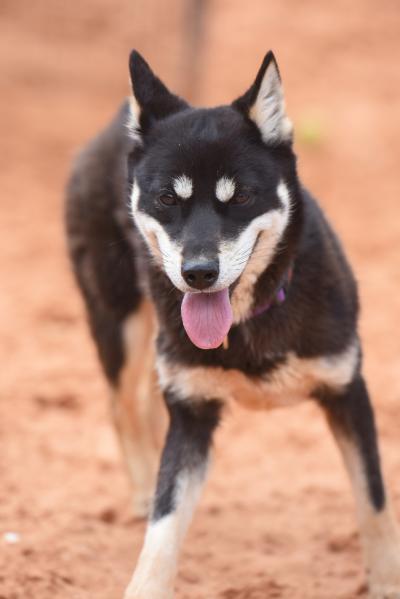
128, 50, 189, 140
233, 51, 293, 145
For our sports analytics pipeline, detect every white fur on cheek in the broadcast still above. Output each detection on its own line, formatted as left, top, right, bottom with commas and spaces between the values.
130, 178, 140, 212
224, 180, 291, 322
277, 180, 291, 209
130, 180, 189, 292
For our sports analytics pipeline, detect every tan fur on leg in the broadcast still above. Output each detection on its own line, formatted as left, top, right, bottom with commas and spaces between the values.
112, 301, 166, 517
332, 431, 400, 598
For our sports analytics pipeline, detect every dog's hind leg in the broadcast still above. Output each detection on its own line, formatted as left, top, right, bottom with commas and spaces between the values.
124, 395, 222, 599
65, 108, 166, 518
320, 376, 400, 599
111, 301, 166, 517
80, 295, 165, 518
66, 206, 165, 517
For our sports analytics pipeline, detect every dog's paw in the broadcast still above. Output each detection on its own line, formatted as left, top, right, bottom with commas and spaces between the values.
124, 586, 173, 599
124, 578, 174, 599
365, 530, 400, 599
368, 584, 400, 599
368, 562, 400, 599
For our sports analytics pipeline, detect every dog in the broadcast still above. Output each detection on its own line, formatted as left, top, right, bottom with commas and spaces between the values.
65, 50, 400, 598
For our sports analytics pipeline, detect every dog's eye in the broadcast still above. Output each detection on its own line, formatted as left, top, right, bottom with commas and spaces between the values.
231, 193, 250, 206
159, 194, 177, 207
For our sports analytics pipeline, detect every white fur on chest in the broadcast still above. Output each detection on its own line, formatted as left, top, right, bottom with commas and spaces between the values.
157, 341, 359, 410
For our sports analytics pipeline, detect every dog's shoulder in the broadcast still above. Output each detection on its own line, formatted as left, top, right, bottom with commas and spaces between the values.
290, 188, 359, 355
66, 101, 131, 222
65, 101, 145, 319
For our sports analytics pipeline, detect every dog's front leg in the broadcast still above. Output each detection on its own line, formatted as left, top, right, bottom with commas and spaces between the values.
124, 396, 222, 599
320, 375, 400, 599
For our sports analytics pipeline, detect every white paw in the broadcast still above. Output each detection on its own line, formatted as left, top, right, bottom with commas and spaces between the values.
368, 560, 400, 598
365, 525, 400, 599
124, 583, 173, 599
124, 566, 174, 599
369, 584, 400, 599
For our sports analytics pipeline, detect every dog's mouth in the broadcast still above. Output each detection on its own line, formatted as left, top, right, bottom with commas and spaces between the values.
179, 235, 260, 350
181, 288, 233, 350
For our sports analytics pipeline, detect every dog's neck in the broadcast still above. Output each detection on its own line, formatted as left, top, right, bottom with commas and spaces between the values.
251, 262, 294, 318
249, 190, 304, 321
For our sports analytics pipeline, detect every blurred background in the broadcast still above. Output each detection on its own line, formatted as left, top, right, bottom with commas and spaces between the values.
1, 1, 399, 597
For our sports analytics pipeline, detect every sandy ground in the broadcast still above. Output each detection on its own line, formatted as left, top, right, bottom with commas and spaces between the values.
1, 1, 400, 597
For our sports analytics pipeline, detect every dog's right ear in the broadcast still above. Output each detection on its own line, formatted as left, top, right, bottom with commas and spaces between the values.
128, 50, 189, 141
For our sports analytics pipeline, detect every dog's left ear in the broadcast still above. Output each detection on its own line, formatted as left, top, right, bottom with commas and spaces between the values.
233, 51, 293, 145
128, 50, 189, 141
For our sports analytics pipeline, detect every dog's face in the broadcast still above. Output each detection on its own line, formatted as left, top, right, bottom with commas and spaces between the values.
128, 51, 298, 349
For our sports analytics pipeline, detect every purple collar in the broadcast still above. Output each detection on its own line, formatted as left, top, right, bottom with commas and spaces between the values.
222, 263, 294, 349
251, 264, 293, 319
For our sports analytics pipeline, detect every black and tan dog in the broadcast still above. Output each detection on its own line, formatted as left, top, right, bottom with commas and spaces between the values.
66, 50, 400, 598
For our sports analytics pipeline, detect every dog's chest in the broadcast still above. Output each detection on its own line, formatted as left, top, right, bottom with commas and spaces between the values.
157, 342, 359, 409
228, 356, 326, 409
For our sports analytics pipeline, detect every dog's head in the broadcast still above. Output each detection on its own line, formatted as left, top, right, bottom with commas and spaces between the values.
128, 51, 300, 350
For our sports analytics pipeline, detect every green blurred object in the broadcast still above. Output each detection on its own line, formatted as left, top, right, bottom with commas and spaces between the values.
297, 115, 325, 147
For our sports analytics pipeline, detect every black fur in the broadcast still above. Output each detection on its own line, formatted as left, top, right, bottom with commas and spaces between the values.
152, 190, 358, 371
129, 50, 188, 133
65, 50, 384, 526
126, 51, 358, 370
152, 398, 222, 521
317, 376, 385, 511
65, 103, 142, 384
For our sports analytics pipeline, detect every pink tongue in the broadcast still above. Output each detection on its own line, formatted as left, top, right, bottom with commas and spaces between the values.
181, 288, 233, 350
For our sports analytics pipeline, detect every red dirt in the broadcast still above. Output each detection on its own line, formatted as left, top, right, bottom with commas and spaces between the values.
1, 1, 400, 597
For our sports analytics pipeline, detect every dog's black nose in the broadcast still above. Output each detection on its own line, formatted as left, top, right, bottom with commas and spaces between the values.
182, 260, 219, 290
